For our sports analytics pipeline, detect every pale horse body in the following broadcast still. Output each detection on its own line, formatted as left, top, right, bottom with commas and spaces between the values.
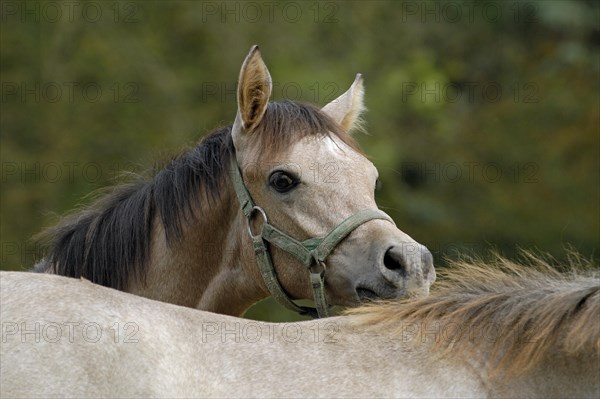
33, 45, 434, 316
2, 257, 598, 398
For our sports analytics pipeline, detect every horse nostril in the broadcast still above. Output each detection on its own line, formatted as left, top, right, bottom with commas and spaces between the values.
383, 247, 406, 275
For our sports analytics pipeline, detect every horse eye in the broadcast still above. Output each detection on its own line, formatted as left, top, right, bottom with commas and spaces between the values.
375, 178, 382, 192
269, 171, 298, 193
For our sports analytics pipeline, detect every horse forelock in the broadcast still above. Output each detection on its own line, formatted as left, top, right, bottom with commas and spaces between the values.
34, 100, 358, 291
346, 253, 600, 378
248, 100, 362, 160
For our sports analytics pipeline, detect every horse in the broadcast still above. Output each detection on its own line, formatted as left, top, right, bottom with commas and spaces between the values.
2, 256, 598, 398
32, 45, 435, 318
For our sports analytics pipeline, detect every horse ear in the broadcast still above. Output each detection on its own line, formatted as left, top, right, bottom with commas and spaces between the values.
322, 74, 365, 133
232, 45, 272, 137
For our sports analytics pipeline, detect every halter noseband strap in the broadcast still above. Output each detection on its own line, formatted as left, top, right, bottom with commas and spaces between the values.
230, 156, 394, 318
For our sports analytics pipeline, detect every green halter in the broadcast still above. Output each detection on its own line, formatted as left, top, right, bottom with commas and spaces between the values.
230, 156, 394, 318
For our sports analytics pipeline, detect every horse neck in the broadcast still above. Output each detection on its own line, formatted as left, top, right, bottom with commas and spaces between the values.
127, 184, 267, 316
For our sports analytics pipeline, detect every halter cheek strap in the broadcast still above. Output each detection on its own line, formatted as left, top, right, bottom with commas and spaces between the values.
230, 157, 394, 318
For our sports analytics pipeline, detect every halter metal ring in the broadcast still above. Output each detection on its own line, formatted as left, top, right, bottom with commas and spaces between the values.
309, 251, 327, 274
247, 206, 268, 239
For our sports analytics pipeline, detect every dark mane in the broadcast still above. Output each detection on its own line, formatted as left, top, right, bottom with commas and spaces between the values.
34, 126, 234, 289
34, 101, 357, 290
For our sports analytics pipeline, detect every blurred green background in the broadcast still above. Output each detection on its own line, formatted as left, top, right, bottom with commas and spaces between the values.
1, 0, 598, 321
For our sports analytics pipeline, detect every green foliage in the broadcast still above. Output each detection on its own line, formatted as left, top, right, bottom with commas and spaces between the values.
1, 1, 598, 321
